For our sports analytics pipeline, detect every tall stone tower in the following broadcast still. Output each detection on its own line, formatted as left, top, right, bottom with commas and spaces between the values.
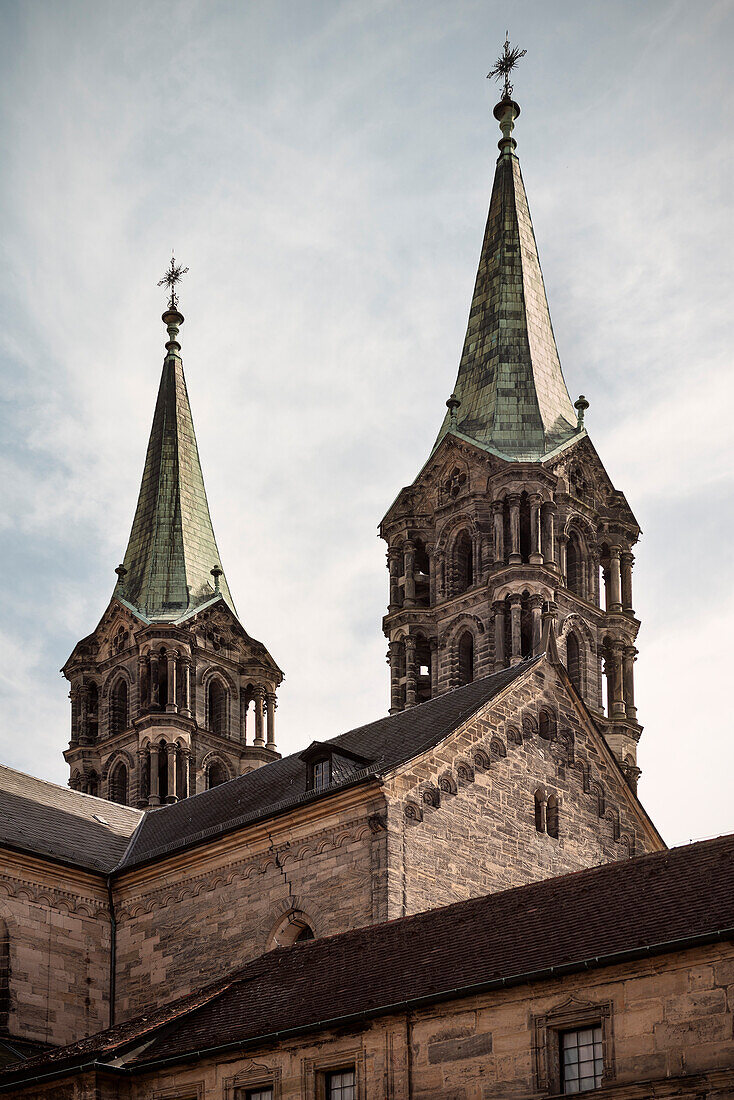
63, 297, 282, 807
380, 90, 642, 786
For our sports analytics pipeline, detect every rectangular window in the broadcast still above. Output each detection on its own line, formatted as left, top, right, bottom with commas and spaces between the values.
313, 759, 330, 791
245, 1091, 273, 1100
561, 1026, 603, 1093
325, 1069, 356, 1100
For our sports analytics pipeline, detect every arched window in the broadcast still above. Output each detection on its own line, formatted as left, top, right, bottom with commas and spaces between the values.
415, 634, 432, 704
520, 591, 533, 658
0, 917, 9, 1031
458, 632, 474, 686
87, 683, 98, 742
534, 790, 545, 833
546, 795, 559, 839
413, 539, 430, 608
109, 679, 128, 737
566, 632, 582, 694
455, 532, 473, 594
87, 771, 99, 798
538, 709, 556, 741
519, 491, 531, 563
268, 910, 316, 949
157, 650, 168, 710
207, 759, 228, 790
208, 680, 227, 737
567, 532, 584, 597
108, 761, 128, 805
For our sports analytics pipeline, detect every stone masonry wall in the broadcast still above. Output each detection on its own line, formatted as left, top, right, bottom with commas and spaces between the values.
384, 662, 659, 919
9, 941, 731, 1098
113, 788, 388, 1022
0, 851, 110, 1047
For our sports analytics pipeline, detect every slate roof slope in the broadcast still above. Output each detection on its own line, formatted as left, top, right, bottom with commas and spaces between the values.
115, 312, 235, 621
120, 659, 539, 869
0, 765, 142, 873
2, 834, 732, 1087
432, 105, 577, 461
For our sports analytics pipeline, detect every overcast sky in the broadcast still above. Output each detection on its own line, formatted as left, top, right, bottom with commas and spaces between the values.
0, 0, 732, 847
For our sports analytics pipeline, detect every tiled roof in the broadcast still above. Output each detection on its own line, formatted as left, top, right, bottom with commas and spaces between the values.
115, 316, 235, 621
432, 114, 577, 461
119, 659, 539, 869
0, 765, 142, 873
3, 834, 732, 1086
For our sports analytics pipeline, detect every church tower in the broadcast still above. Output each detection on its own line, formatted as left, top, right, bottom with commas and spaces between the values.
63, 278, 282, 806
380, 74, 642, 787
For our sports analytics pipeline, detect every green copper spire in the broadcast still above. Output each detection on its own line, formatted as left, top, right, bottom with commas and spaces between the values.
115, 305, 234, 620
433, 88, 578, 461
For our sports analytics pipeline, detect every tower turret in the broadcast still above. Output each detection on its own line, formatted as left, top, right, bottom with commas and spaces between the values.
380, 59, 642, 787
63, 268, 283, 806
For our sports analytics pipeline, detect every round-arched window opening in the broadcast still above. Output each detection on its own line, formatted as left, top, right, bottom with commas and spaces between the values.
268, 910, 316, 950
206, 760, 228, 790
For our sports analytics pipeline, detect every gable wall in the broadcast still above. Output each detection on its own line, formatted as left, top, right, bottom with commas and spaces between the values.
0, 850, 110, 1047
113, 786, 388, 1022
383, 663, 660, 919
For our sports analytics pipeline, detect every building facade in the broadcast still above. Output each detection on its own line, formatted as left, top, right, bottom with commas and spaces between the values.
0, 73, 730, 1100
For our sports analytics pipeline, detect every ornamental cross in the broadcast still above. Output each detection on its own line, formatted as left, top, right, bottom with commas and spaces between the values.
157, 255, 189, 310
487, 32, 527, 100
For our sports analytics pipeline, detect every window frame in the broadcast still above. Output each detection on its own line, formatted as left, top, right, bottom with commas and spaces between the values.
224, 1066, 281, 1100
559, 1023, 604, 1093
533, 999, 614, 1095
311, 756, 331, 792
303, 1048, 365, 1100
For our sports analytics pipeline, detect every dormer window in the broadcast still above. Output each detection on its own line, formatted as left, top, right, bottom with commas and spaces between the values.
313, 758, 331, 791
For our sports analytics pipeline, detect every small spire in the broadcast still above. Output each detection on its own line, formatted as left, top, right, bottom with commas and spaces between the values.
575, 395, 589, 428
488, 34, 526, 155
446, 393, 461, 429
211, 565, 223, 594
114, 564, 127, 594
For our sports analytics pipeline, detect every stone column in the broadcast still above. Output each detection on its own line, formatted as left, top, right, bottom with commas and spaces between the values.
529, 594, 544, 655
609, 547, 623, 613
429, 637, 439, 698
590, 549, 601, 608
388, 548, 402, 611
541, 502, 556, 566
403, 541, 416, 607
508, 495, 521, 564
179, 750, 190, 799
621, 552, 635, 615
241, 694, 250, 743
166, 653, 178, 713
405, 636, 417, 708
492, 601, 506, 669
623, 646, 638, 721
136, 745, 149, 808
69, 688, 80, 745
389, 641, 403, 714
426, 544, 436, 604
509, 594, 523, 665
529, 494, 543, 564
492, 501, 505, 564
148, 746, 161, 806
558, 533, 568, 586
137, 653, 147, 714
166, 743, 178, 803
150, 652, 160, 709
266, 692, 277, 749
180, 657, 191, 717
253, 687, 265, 747
609, 642, 626, 717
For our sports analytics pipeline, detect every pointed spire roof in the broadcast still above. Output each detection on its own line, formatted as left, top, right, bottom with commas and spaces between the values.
115, 308, 235, 621
433, 95, 578, 461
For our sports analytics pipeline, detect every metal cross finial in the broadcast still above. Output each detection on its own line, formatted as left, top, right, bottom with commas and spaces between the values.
487, 32, 527, 100
157, 254, 189, 310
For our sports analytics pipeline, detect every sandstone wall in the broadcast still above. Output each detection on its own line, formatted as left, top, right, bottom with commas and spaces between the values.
384, 662, 659, 918
0, 850, 110, 1047
113, 786, 388, 1022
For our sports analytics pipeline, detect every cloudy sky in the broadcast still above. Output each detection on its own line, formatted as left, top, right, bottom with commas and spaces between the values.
0, 0, 732, 847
